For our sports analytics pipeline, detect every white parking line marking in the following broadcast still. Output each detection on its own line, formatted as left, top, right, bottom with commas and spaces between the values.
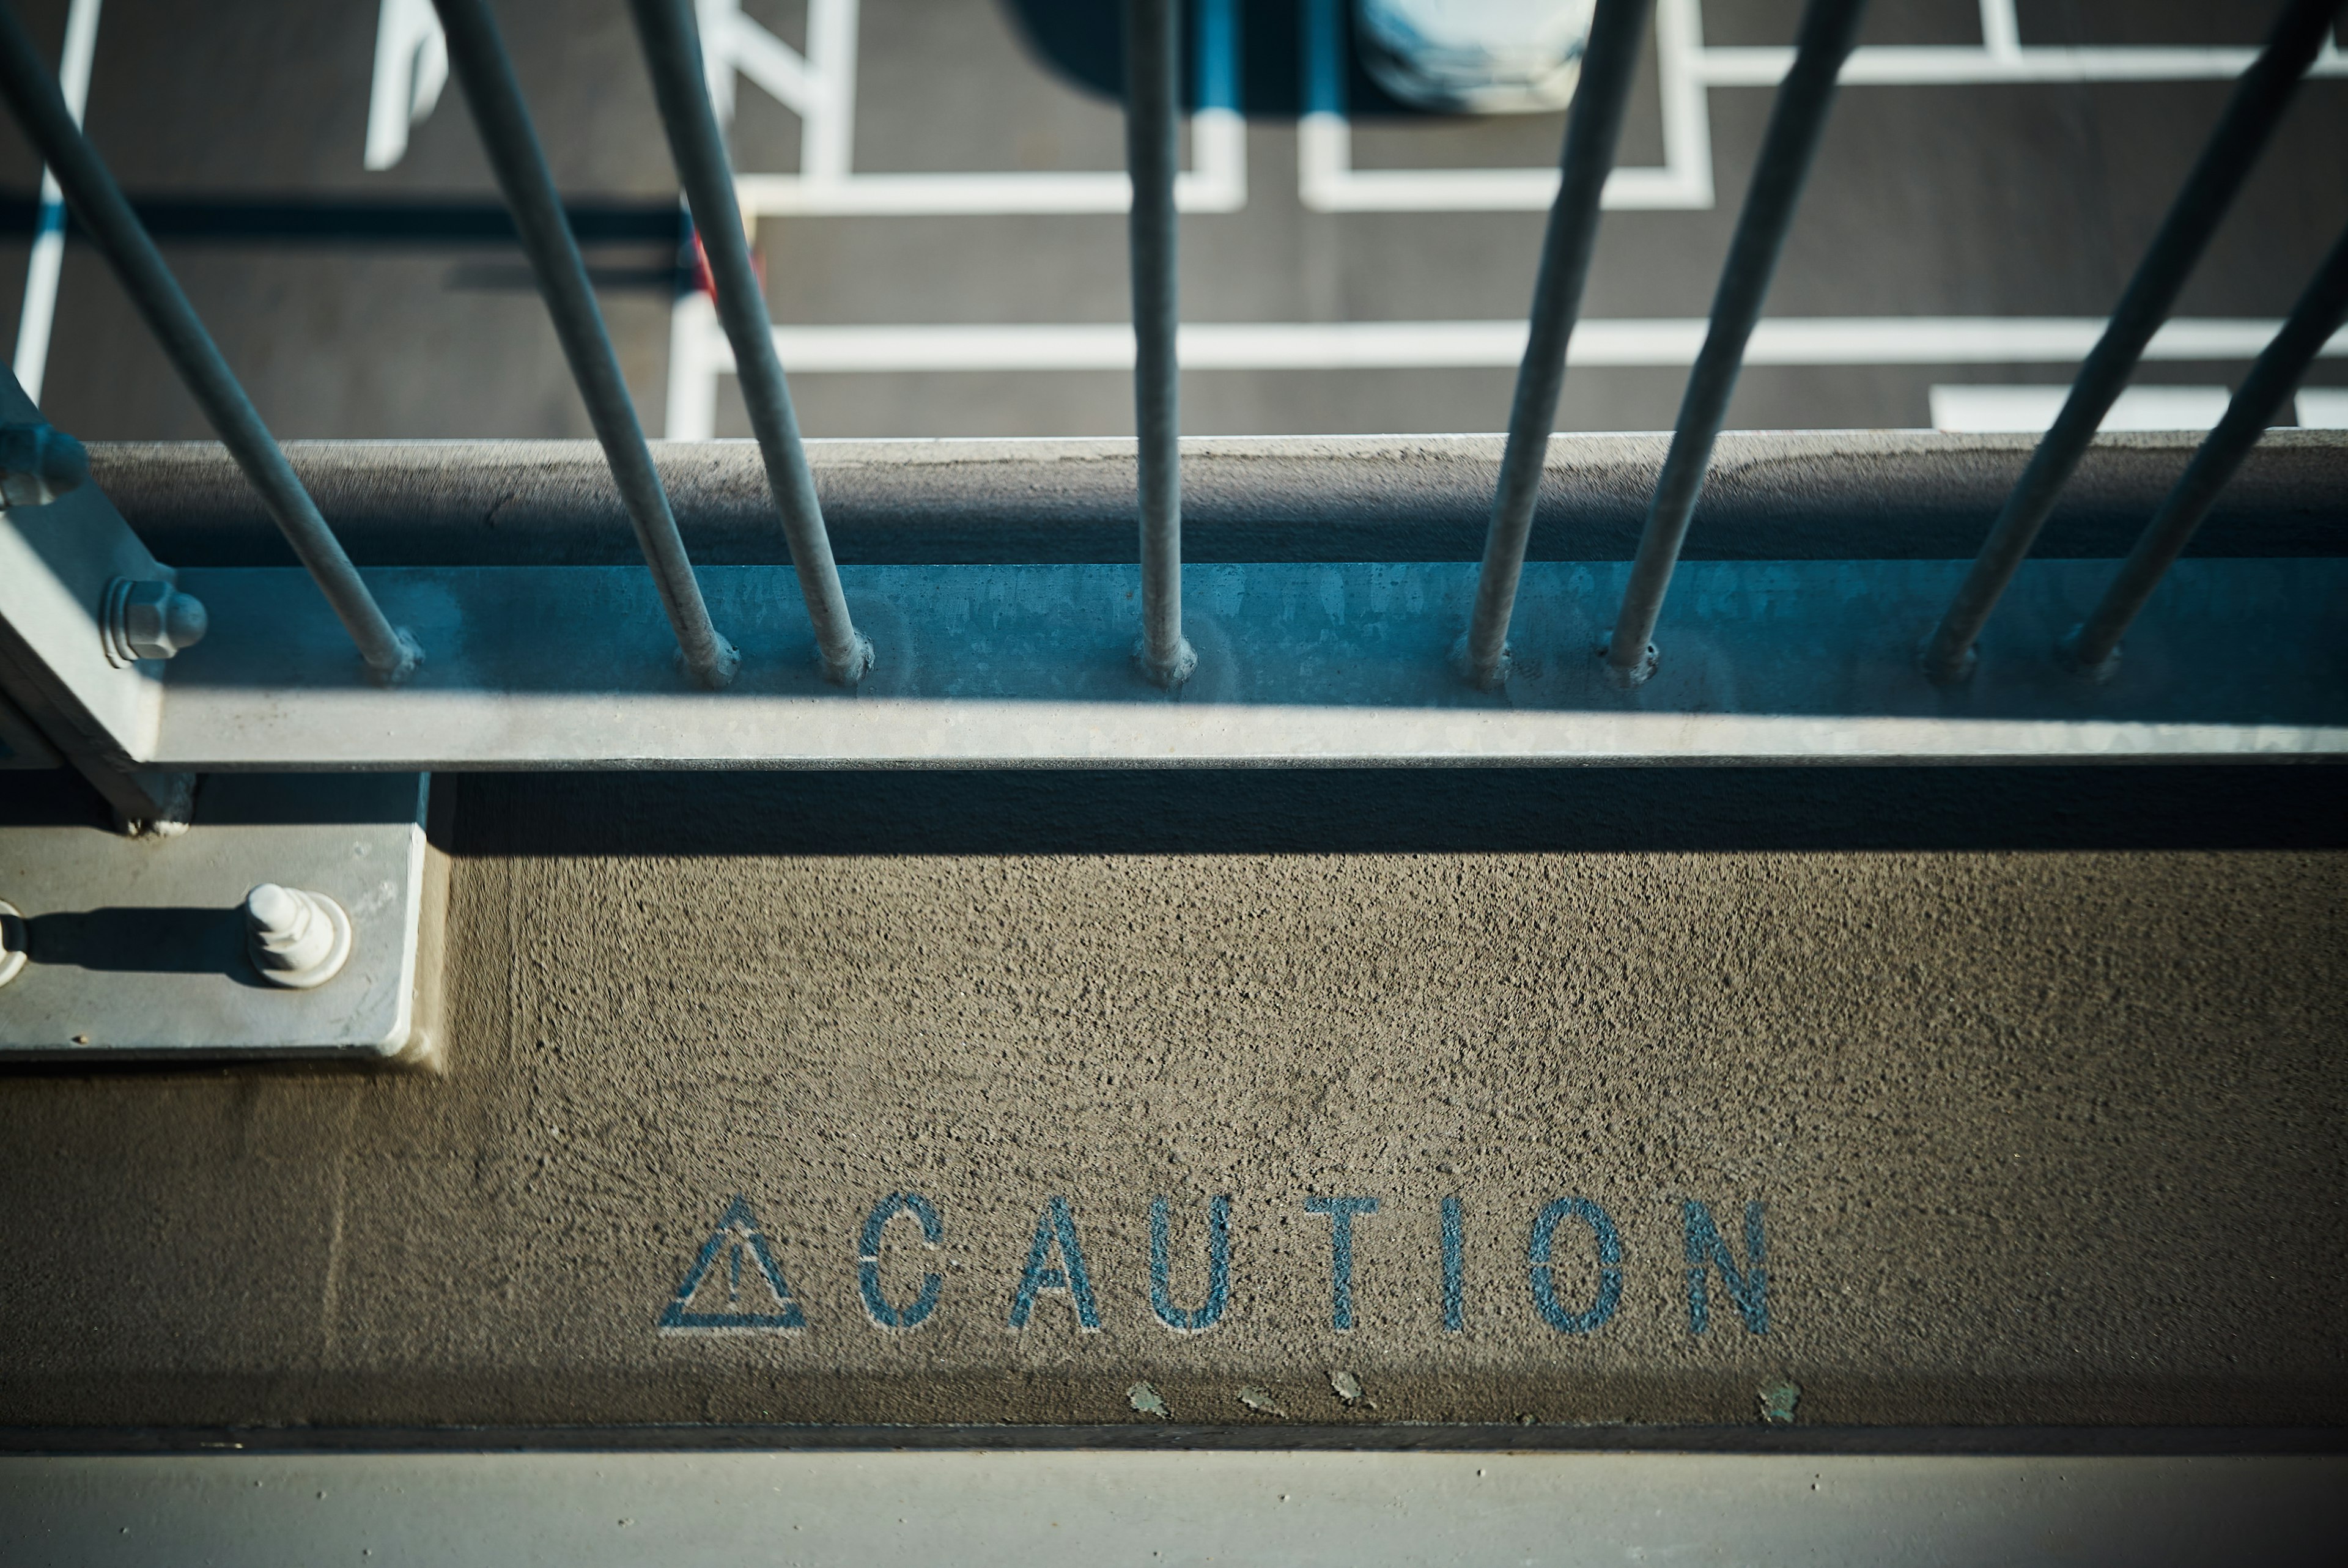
366, 0, 1247, 216
1299, 0, 2347, 213
663, 315, 2343, 431
2297, 388, 2348, 428
730, 0, 1246, 216
677, 317, 2346, 378
12, 0, 102, 404
363, 0, 446, 172
1301, 0, 1715, 212
1928, 383, 2234, 432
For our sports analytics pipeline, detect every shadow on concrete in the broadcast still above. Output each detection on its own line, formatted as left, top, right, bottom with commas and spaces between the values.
21, 906, 250, 977
449, 765, 2348, 857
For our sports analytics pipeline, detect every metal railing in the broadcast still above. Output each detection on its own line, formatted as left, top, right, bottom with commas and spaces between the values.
1919, 0, 2346, 683
0, 0, 2344, 815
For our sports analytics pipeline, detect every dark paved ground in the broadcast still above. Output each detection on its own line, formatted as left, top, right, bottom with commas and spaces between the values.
0, 0, 2341, 441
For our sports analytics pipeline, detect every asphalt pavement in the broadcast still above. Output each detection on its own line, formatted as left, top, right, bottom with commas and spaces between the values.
0, 0, 2342, 443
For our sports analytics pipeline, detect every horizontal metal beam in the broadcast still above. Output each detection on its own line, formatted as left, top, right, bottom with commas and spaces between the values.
124, 556, 2348, 768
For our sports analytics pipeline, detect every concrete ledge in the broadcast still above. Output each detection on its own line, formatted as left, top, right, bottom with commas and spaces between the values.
0, 771, 2339, 1432
87, 430, 2348, 567
11, 1423, 2348, 1454
6, 1450, 2343, 1567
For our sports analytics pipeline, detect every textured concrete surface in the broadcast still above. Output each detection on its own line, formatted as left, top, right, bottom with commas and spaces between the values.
0, 767, 2341, 1432
83, 429, 2348, 568
7, 1451, 2347, 1566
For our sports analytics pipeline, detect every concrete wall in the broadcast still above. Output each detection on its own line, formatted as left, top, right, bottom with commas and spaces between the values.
1, 765, 2341, 1434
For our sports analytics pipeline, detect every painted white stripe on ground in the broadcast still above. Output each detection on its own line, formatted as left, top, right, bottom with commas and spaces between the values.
1929, 384, 2235, 432
362, 0, 446, 174
11, 0, 102, 405
711, 319, 2348, 377
1300, 0, 2347, 214
2297, 389, 2348, 428
733, 115, 1247, 216
726, 0, 1245, 216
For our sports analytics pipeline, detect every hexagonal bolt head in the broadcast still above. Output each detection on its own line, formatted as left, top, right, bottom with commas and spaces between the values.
244, 883, 353, 990
0, 420, 87, 508
102, 577, 209, 667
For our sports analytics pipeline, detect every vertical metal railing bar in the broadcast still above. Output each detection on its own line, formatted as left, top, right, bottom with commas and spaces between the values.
1125, 0, 1196, 688
1460, 0, 1653, 691
0, 1, 421, 683
2063, 218, 2348, 678
1921, 0, 2343, 683
431, 0, 739, 690
1601, 0, 1866, 686
628, 0, 871, 686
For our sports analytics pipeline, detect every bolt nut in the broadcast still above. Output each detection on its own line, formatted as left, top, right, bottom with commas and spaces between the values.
244, 883, 352, 990
102, 577, 209, 666
0, 420, 87, 508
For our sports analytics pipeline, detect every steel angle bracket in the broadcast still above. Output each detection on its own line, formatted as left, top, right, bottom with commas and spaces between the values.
0, 371, 193, 829
0, 773, 442, 1062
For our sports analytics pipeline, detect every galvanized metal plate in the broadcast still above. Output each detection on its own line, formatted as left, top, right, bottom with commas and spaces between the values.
0, 773, 430, 1058
150, 558, 2348, 767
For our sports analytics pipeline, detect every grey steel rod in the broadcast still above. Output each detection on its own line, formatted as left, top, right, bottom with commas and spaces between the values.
2066, 219, 2348, 676
1603, 0, 1866, 686
1922, 0, 2342, 683
0, 1, 419, 682
627, 0, 869, 685
1461, 0, 1653, 690
1125, 0, 1195, 688
432, 0, 738, 689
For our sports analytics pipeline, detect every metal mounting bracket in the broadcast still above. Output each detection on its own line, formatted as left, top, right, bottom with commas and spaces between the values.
0, 772, 440, 1061
0, 369, 195, 830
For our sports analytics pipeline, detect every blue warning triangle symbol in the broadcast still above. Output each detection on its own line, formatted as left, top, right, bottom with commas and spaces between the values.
659, 1194, 807, 1332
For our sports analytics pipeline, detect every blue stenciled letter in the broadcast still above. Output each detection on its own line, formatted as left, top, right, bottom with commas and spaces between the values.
1010, 1196, 1101, 1329
1150, 1195, 1232, 1331
1526, 1197, 1622, 1334
1305, 1196, 1380, 1330
1683, 1198, 1768, 1334
858, 1192, 943, 1329
1441, 1196, 1466, 1333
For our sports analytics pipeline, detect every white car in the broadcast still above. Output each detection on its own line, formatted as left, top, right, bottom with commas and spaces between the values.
1356, 0, 1600, 114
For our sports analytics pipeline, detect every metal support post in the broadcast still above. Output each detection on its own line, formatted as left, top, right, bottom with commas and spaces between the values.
627, 0, 870, 685
1461, 0, 1652, 690
1126, 0, 1195, 688
2064, 220, 2348, 679
0, 0, 418, 685
1601, 0, 1866, 687
432, 0, 739, 690
1922, 0, 2344, 683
